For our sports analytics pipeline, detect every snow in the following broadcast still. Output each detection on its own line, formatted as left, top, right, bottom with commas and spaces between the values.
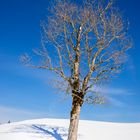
0, 118, 140, 140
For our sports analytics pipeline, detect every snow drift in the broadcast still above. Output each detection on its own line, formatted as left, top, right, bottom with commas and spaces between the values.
0, 118, 140, 140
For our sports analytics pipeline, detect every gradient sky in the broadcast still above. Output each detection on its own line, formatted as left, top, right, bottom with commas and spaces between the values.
0, 0, 140, 123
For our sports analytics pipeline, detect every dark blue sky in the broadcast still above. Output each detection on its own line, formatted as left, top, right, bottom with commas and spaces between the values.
0, 0, 140, 123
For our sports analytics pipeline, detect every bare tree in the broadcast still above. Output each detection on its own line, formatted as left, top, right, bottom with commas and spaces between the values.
21, 0, 132, 140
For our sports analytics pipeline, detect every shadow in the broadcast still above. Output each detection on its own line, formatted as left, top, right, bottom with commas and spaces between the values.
32, 125, 65, 140
2, 124, 67, 140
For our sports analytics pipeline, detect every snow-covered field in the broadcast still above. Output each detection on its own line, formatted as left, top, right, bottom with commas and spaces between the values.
0, 118, 140, 140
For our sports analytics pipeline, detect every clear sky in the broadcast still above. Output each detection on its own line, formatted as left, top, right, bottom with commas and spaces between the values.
0, 0, 140, 123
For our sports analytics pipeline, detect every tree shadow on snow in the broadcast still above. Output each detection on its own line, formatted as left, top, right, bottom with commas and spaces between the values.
31, 124, 67, 140
3, 124, 67, 140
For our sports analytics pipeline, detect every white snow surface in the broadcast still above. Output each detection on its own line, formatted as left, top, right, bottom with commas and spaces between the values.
0, 118, 140, 140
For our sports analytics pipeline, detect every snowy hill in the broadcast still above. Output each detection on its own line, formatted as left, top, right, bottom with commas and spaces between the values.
0, 118, 140, 140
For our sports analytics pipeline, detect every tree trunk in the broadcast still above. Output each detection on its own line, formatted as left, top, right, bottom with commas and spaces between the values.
67, 97, 82, 140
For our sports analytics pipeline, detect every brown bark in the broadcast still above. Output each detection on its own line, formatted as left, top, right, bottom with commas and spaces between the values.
67, 97, 82, 140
